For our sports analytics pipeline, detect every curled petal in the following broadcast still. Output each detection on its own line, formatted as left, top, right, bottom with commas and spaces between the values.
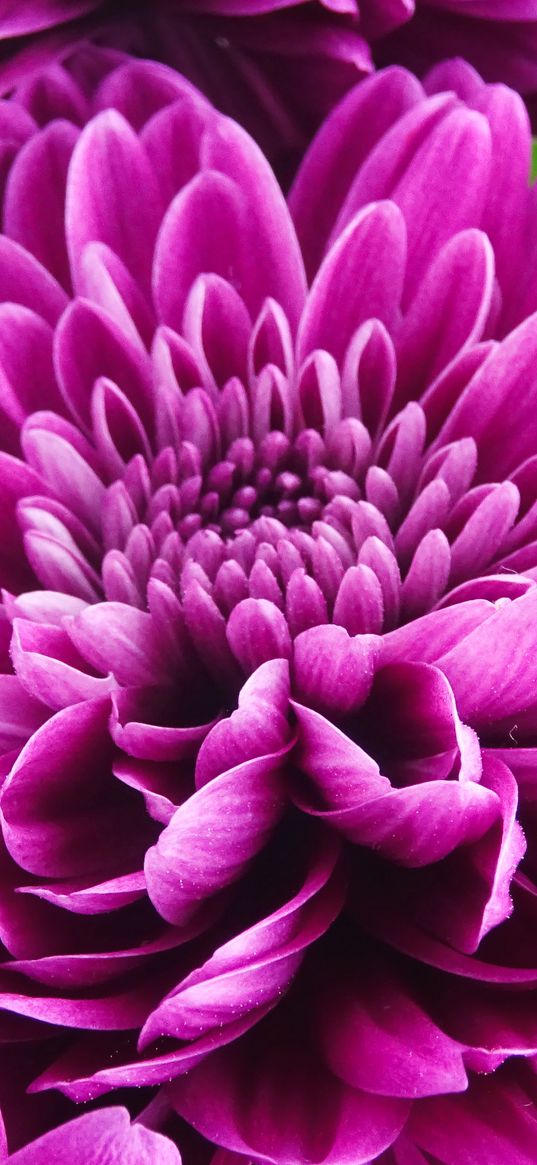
145, 757, 287, 925
140, 832, 344, 1046
293, 624, 380, 717
196, 659, 291, 787
7, 1106, 181, 1164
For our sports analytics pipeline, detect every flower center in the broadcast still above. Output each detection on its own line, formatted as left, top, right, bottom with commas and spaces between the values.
156, 428, 359, 544
102, 412, 368, 627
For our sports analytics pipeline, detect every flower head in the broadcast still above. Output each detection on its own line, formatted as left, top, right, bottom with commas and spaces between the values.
1, 53, 537, 1162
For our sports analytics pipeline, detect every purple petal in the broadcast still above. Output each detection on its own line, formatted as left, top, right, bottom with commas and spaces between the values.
140, 832, 343, 1046
110, 686, 221, 762
296, 201, 406, 367
4, 119, 78, 290
54, 298, 152, 434
290, 66, 423, 279
226, 598, 292, 674
437, 589, 537, 729
395, 229, 494, 405
196, 659, 291, 786
10, 618, 116, 709
67, 602, 175, 687
408, 1074, 537, 1165
317, 946, 467, 1099
66, 109, 162, 293
0, 698, 147, 879
170, 1027, 408, 1165
293, 624, 380, 717
7, 1107, 180, 1164
145, 758, 286, 925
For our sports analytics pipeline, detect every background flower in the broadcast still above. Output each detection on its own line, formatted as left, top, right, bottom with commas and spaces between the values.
0, 53, 535, 1162
5, 1, 537, 180
0, 0, 381, 179
378, 2, 537, 125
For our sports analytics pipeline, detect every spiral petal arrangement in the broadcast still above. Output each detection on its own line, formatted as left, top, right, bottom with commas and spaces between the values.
0, 51, 533, 1160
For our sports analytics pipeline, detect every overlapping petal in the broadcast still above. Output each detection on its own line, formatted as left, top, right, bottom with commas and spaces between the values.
0, 48, 533, 1165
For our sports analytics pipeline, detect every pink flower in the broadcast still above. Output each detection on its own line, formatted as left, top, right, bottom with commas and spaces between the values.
0, 51, 537, 1162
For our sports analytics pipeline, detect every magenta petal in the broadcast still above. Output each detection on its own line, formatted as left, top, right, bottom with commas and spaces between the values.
4, 119, 78, 290
21, 421, 105, 536
183, 580, 241, 688
153, 171, 247, 331
145, 757, 286, 925
67, 602, 174, 687
153, 153, 305, 334
0, 236, 68, 326
0, 698, 129, 879
468, 753, 526, 944
0, 3, 100, 37
183, 274, 251, 390
78, 241, 155, 349
296, 201, 406, 367
139, 87, 214, 201
433, 312, 537, 481
293, 694, 499, 867
293, 624, 380, 716
53, 298, 152, 434
140, 832, 343, 1047
0, 979, 155, 1031
381, 600, 494, 665
16, 57, 89, 125
0, 453, 46, 591
290, 66, 423, 279
196, 659, 291, 787
10, 924, 189, 990
110, 687, 221, 762
318, 946, 467, 1099
20, 868, 146, 915
7, 1106, 180, 1164
0, 305, 60, 424
437, 589, 537, 729
66, 109, 162, 293
30, 1007, 281, 1098
395, 229, 494, 404
448, 481, 520, 587
391, 106, 492, 305
226, 598, 292, 674
94, 58, 201, 131
408, 1074, 537, 1165
328, 94, 455, 246
170, 1031, 409, 1165
11, 617, 116, 709
0, 674, 46, 750
472, 83, 531, 326
202, 114, 307, 329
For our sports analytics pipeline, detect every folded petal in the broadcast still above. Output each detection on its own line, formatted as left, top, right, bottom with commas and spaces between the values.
7, 1106, 181, 1164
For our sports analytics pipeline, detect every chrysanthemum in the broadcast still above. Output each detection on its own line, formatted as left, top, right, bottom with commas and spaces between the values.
1, 51, 537, 1162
